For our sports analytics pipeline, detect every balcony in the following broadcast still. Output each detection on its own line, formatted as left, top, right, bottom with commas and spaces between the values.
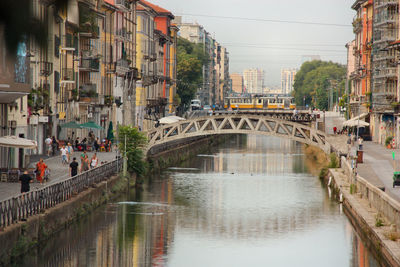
115, 0, 130, 11
375, 14, 398, 26
350, 95, 367, 104
61, 34, 76, 50
79, 84, 98, 103
115, 58, 129, 76
126, 67, 140, 80
61, 68, 75, 81
352, 18, 363, 33
80, 58, 100, 72
40, 61, 53, 77
79, 24, 100, 39
81, 83, 96, 93
374, 67, 398, 79
115, 27, 129, 40
375, 0, 398, 9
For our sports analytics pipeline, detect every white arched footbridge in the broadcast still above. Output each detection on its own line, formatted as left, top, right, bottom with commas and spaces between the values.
146, 114, 330, 154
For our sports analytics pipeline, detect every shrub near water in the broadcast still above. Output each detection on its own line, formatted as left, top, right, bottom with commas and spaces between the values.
117, 126, 148, 177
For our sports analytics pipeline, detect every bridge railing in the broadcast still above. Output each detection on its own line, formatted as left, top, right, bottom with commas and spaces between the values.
0, 157, 122, 228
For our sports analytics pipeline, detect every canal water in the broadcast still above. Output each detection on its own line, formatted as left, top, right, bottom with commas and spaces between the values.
19, 135, 381, 267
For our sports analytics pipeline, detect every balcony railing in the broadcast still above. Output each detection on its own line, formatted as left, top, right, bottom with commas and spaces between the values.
375, 14, 398, 26
61, 68, 75, 81
374, 67, 398, 79
115, 0, 130, 11
61, 34, 76, 50
81, 83, 97, 93
40, 61, 53, 77
80, 58, 100, 72
375, 0, 399, 9
115, 58, 129, 76
116, 27, 128, 40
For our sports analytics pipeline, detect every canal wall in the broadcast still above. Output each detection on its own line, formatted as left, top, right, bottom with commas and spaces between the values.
147, 135, 231, 171
324, 157, 400, 267
0, 174, 129, 266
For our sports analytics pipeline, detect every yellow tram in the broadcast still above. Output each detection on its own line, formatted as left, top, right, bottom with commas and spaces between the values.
224, 95, 296, 110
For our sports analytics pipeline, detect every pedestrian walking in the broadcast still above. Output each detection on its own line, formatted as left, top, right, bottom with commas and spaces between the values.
19, 170, 33, 193
60, 145, 68, 165
80, 155, 89, 173
67, 143, 74, 163
69, 157, 79, 177
45, 136, 52, 156
51, 136, 58, 156
35, 158, 48, 184
90, 153, 98, 169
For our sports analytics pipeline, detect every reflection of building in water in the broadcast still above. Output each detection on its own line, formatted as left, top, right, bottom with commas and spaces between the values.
210, 135, 305, 175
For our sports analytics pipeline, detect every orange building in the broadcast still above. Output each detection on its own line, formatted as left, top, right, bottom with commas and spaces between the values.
140, 1, 177, 114
350, 0, 373, 116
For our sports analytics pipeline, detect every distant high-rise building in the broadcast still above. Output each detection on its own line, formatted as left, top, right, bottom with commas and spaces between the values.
230, 73, 243, 93
301, 55, 321, 65
243, 69, 264, 94
281, 68, 297, 95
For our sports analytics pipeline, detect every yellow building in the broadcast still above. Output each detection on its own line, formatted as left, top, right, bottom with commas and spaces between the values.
136, 2, 157, 130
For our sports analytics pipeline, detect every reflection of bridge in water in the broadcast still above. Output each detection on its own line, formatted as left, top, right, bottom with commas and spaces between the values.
147, 114, 330, 155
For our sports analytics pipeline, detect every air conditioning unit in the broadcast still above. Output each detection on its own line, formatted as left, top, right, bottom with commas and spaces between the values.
88, 113, 93, 118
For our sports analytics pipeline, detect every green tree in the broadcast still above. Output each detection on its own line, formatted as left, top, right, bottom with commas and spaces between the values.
118, 126, 148, 177
293, 60, 346, 110
177, 37, 209, 110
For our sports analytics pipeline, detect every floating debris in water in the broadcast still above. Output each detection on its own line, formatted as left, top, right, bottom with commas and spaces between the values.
117, 201, 170, 207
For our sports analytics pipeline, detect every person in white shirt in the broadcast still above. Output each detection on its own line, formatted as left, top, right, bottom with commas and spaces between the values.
60, 145, 68, 165
67, 143, 74, 163
45, 136, 52, 156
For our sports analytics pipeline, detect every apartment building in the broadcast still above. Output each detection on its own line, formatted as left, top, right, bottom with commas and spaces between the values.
0, 27, 30, 168
281, 68, 297, 95
175, 17, 229, 107
243, 69, 264, 94
230, 73, 243, 94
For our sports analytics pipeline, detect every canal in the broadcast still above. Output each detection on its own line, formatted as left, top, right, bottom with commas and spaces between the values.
19, 135, 381, 267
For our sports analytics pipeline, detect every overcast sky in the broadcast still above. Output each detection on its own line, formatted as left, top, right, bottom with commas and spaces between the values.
150, 0, 355, 87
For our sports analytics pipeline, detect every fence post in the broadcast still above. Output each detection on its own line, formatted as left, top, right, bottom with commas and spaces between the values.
11, 197, 17, 223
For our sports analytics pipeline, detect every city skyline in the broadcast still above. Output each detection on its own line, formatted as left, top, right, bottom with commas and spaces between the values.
150, 0, 354, 85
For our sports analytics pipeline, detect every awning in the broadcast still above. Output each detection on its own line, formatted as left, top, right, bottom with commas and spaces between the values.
0, 136, 37, 149
60, 121, 82, 129
350, 113, 368, 121
0, 91, 29, 104
343, 120, 369, 127
80, 121, 104, 130
159, 116, 186, 124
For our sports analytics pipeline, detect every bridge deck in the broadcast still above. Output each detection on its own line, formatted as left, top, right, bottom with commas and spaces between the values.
211, 110, 317, 123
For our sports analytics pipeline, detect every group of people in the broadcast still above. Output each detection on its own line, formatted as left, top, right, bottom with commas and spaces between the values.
67, 133, 112, 153
69, 152, 99, 177
19, 158, 49, 194
45, 136, 59, 157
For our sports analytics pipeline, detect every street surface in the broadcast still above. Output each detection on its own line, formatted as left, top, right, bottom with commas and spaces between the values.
0, 151, 118, 201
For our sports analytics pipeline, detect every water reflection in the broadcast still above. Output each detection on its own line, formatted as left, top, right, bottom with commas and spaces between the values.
19, 135, 382, 267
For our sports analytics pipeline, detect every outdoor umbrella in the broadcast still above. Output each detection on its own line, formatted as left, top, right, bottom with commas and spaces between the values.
80, 121, 104, 130
159, 116, 186, 124
343, 120, 369, 128
0, 136, 37, 168
0, 136, 37, 149
107, 121, 114, 142
60, 121, 82, 129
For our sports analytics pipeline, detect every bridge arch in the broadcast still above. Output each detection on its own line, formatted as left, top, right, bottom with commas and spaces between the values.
146, 115, 330, 155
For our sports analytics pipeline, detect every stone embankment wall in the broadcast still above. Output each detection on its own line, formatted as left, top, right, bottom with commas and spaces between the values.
325, 157, 400, 267
0, 175, 127, 266
148, 135, 230, 171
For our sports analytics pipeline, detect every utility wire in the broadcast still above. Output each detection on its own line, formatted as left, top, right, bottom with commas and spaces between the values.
175, 13, 352, 28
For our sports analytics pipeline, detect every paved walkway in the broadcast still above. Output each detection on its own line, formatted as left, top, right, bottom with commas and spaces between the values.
328, 134, 400, 202
0, 151, 119, 201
